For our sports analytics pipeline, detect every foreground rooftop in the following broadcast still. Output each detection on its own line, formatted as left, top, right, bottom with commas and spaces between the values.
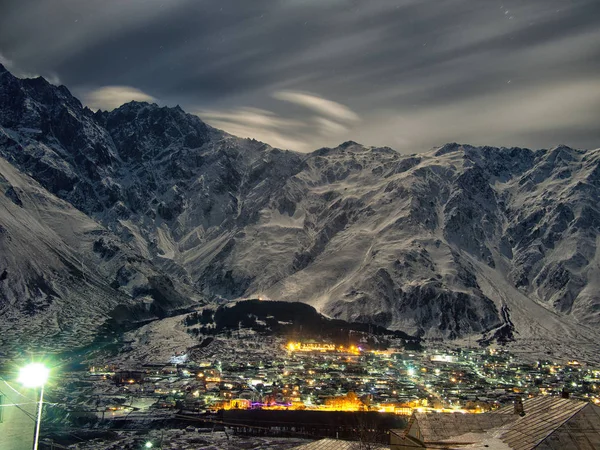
390, 396, 600, 449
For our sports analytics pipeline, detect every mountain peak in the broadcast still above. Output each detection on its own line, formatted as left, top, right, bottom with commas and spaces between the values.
339, 140, 362, 149
551, 144, 575, 152
111, 101, 193, 118
23, 74, 52, 88
118, 100, 153, 110
0, 63, 16, 82
434, 142, 463, 156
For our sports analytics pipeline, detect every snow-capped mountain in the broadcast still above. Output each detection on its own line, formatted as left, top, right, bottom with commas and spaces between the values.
1, 64, 599, 355
0, 152, 195, 355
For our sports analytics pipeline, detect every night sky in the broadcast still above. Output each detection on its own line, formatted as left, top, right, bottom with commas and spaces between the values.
1, 0, 599, 152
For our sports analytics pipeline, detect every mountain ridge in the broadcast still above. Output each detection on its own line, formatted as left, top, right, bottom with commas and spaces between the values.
1, 65, 599, 358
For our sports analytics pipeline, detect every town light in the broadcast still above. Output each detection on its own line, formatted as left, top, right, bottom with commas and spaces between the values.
145, 442, 153, 449
18, 362, 50, 450
18, 362, 49, 388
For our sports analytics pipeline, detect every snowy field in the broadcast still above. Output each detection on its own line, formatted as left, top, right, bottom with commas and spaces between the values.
66, 429, 311, 450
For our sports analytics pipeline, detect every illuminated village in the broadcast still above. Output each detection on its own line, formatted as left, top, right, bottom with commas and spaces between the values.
65, 335, 600, 424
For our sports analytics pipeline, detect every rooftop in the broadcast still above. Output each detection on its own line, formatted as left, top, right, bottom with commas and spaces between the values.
493, 396, 600, 450
293, 438, 387, 450
392, 396, 600, 450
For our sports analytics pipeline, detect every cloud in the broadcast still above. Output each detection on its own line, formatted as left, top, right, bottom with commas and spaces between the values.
199, 107, 304, 130
361, 77, 600, 151
0, 51, 61, 85
0, 52, 14, 69
210, 121, 310, 152
273, 90, 359, 122
314, 117, 348, 135
82, 86, 157, 111
196, 107, 311, 151
0, 0, 184, 68
195, 92, 358, 152
1, 0, 599, 151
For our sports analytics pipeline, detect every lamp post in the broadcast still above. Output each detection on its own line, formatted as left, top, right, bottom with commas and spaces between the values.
18, 363, 50, 450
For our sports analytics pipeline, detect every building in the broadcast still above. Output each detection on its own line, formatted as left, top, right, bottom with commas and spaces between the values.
0, 376, 36, 450
390, 396, 600, 449
230, 398, 252, 409
114, 370, 145, 385
293, 438, 388, 449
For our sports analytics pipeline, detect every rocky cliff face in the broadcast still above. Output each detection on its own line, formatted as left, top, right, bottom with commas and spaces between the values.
238, 142, 600, 341
1, 64, 599, 351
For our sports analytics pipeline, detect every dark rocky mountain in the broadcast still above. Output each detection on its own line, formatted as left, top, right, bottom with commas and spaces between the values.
1, 65, 599, 357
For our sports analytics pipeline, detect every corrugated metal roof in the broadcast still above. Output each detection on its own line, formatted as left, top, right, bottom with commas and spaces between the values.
523, 403, 600, 450
493, 397, 590, 450
413, 412, 515, 443
292, 438, 387, 450
491, 396, 584, 417
404, 397, 600, 449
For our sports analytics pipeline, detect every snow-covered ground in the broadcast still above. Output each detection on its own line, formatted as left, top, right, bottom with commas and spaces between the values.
110, 314, 198, 368
65, 429, 311, 450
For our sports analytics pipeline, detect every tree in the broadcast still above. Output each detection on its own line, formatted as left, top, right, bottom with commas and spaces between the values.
350, 413, 382, 450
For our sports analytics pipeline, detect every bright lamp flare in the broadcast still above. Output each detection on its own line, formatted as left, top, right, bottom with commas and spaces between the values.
18, 363, 50, 388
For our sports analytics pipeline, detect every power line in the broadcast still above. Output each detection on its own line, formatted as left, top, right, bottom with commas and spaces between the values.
1, 378, 35, 401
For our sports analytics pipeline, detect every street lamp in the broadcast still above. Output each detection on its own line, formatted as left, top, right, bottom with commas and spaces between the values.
18, 363, 50, 450
144, 442, 153, 448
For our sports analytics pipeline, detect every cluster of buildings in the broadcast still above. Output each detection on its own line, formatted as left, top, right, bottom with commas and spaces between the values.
3, 335, 600, 449
74, 337, 600, 420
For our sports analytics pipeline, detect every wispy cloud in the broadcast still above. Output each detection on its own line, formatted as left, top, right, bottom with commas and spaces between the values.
273, 91, 359, 122
361, 77, 600, 151
196, 106, 310, 151
82, 86, 156, 111
314, 117, 348, 135
199, 107, 304, 130
0, 52, 13, 69
210, 122, 311, 152
196, 92, 360, 152
0, 51, 60, 85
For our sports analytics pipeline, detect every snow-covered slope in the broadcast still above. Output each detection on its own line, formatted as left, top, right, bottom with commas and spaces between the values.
1, 64, 599, 353
0, 154, 198, 356
254, 143, 600, 339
